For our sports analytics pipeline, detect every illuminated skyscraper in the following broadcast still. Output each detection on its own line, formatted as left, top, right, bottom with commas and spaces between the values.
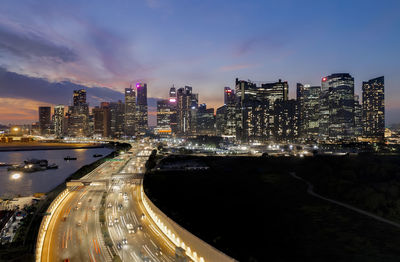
109, 101, 125, 138
177, 86, 198, 135
196, 104, 215, 135
54, 105, 65, 138
362, 76, 384, 142
297, 83, 321, 140
67, 89, 89, 137
320, 73, 355, 141
224, 87, 235, 105
136, 83, 148, 135
93, 103, 111, 138
124, 86, 136, 137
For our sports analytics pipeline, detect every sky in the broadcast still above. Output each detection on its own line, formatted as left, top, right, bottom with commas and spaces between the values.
0, 0, 399, 125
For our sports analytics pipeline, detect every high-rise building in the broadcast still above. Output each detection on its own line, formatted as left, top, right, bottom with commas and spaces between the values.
362, 76, 384, 142
354, 95, 363, 137
274, 99, 299, 141
177, 86, 198, 135
109, 101, 125, 138
320, 74, 355, 141
168, 86, 178, 134
54, 105, 65, 138
216, 105, 227, 136
224, 87, 235, 105
196, 104, 215, 135
67, 89, 90, 137
235, 78, 288, 142
297, 83, 321, 140
93, 103, 111, 138
156, 99, 174, 136
124, 86, 136, 137
136, 83, 148, 135
39, 106, 51, 135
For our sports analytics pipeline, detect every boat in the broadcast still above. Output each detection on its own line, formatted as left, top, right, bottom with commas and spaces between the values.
93, 154, 103, 158
64, 156, 77, 161
47, 164, 58, 169
7, 159, 57, 172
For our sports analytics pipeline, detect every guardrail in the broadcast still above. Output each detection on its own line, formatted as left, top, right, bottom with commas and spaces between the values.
35, 188, 70, 262
140, 186, 237, 262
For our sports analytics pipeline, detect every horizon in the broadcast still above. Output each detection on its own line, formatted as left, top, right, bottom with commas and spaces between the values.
0, 0, 399, 125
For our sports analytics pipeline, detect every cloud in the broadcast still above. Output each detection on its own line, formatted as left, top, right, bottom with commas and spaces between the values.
0, 20, 77, 63
219, 64, 255, 72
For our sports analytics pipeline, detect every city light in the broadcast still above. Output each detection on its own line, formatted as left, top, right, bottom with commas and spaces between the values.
11, 173, 22, 180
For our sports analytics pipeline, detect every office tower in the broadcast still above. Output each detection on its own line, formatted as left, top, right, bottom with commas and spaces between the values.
216, 105, 227, 136
169, 86, 178, 134
354, 95, 363, 137
109, 101, 125, 138
274, 99, 299, 141
235, 78, 288, 142
177, 86, 198, 135
54, 105, 65, 138
124, 86, 136, 137
362, 76, 385, 142
224, 87, 235, 105
93, 103, 111, 138
136, 83, 148, 135
38, 106, 51, 136
67, 89, 90, 137
297, 83, 321, 140
319, 73, 355, 141
196, 104, 215, 135
156, 99, 174, 136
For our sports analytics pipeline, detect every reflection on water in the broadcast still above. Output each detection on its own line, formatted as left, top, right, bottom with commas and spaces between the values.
0, 148, 113, 197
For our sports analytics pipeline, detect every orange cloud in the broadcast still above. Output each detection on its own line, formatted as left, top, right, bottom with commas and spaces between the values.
0, 97, 52, 124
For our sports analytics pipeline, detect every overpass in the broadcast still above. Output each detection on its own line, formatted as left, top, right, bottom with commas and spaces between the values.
66, 179, 109, 189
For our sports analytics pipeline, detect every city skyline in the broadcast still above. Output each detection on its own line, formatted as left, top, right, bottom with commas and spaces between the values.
0, 1, 399, 125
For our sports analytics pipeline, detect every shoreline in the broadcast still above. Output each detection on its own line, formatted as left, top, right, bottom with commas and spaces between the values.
0, 143, 104, 152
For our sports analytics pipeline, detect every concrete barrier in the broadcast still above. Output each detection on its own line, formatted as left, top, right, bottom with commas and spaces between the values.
140, 186, 237, 262
35, 188, 70, 262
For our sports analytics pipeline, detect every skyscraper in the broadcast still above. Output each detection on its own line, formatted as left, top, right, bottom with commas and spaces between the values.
235, 78, 289, 142
169, 86, 178, 134
224, 87, 235, 105
320, 74, 355, 141
54, 105, 65, 138
196, 104, 215, 135
67, 89, 89, 137
362, 76, 385, 142
39, 106, 51, 135
93, 103, 111, 138
177, 86, 198, 135
124, 86, 136, 137
136, 83, 148, 135
109, 101, 125, 138
354, 95, 363, 137
156, 99, 174, 136
297, 83, 321, 140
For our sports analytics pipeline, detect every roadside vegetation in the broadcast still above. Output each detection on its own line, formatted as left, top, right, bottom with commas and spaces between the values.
144, 155, 400, 262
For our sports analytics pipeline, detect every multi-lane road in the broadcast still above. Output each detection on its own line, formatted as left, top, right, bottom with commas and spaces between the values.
39, 144, 180, 262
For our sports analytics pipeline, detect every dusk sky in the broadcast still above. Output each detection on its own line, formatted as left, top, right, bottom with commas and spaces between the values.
0, 0, 399, 125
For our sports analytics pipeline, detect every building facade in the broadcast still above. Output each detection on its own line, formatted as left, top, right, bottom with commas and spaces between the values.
362, 76, 385, 142
54, 105, 65, 138
136, 83, 148, 135
124, 87, 136, 137
39, 106, 51, 136
297, 84, 321, 140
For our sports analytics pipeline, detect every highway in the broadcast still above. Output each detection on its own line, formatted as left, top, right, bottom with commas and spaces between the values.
39, 143, 181, 262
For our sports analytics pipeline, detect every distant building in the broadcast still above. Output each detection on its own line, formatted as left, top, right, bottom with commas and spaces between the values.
177, 86, 198, 135
38, 106, 51, 135
320, 74, 355, 141
362, 76, 385, 142
168, 86, 178, 134
354, 95, 363, 137
297, 83, 320, 140
54, 105, 65, 138
136, 83, 148, 135
67, 89, 89, 137
224, 87, 235, 105
93, 103, 111, 138
235, 78, 288, 142
124, 86, 136, 137
109, 101, 125, 138
156, 99, 174, 136
216, 105, 227, 136
196, 104, 215, 135
273, 99, 299, 141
